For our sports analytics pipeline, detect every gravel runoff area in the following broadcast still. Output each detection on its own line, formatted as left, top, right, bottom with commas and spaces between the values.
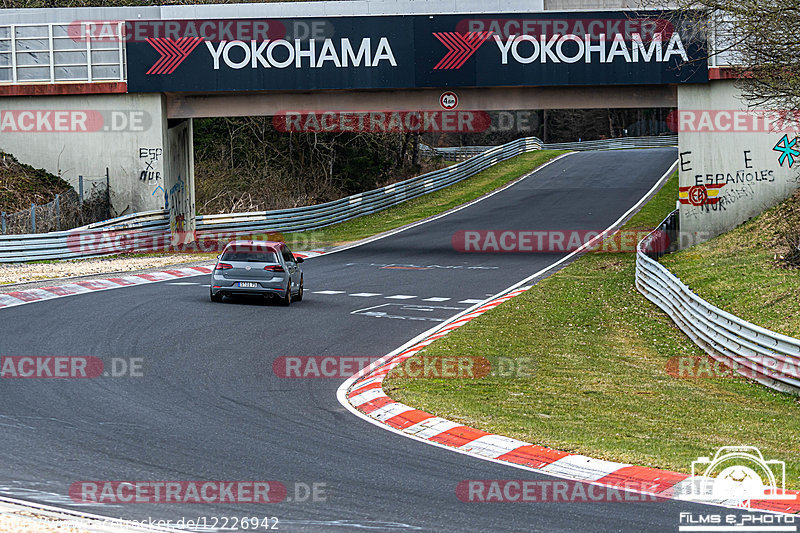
0, 254, 217, 292
0, 499, 176, 533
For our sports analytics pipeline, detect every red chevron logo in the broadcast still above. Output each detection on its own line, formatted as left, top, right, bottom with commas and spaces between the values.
432, 31, 493, 70
146, 37, 204, 75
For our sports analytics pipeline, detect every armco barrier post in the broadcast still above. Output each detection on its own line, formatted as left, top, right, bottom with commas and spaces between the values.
105, 168, 111, 219
55, 194, 60, 232
78, 176, 84, 207
0, 211, 5, 234
30, 203, 35, 233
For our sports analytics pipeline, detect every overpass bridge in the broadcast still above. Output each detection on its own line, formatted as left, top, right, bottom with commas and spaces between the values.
0, 0, 795, 245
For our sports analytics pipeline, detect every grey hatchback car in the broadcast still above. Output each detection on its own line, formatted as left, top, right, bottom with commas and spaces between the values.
210, 240, 304, 305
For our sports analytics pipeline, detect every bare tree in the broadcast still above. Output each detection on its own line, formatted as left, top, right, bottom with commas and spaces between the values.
658, 1, 800, 112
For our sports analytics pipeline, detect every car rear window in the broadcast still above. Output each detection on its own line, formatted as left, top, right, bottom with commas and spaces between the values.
221, 248, 279, 263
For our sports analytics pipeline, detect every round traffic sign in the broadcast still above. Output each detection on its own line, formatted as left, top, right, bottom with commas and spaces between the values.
440, 91, 458, 110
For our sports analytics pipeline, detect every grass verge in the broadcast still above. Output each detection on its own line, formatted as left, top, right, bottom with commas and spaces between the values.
385, 171, 800, 484
283, 151, 566, 250
69, 151, 564, 259
660, 191, 800, 339
1, 151, 564, 283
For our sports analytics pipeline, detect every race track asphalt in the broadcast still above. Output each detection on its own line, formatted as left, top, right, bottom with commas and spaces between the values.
1, 148, 749, 532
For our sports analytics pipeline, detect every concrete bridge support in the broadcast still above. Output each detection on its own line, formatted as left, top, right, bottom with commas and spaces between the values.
677, 79, 800, 247
0, 92, 195, 236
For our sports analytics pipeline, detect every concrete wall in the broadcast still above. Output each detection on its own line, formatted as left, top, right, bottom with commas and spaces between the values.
678, 80, 800, 246
0, 92, 175, 215
168, 85, 676, 119
165, 119, 196, 241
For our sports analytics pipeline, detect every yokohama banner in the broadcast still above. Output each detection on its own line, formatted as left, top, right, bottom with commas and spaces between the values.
123, 11, 708, 92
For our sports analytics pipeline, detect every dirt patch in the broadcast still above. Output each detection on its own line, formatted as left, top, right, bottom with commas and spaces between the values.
0, 153, 71, 213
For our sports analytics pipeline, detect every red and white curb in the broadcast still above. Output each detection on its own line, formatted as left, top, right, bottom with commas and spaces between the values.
0, 266, 214, 310
0, 250, 327, 311
342, 285, 800, 514
294, 250, 325, 259
333, 158, 800, 515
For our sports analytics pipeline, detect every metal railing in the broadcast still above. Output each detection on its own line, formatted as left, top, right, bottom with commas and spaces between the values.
0, 22, 125, 85
639, 209, 679, 262
636, 212, 800, 395
422, 135, 678, 161
1, 175, 111, 236
0, 136, 543, 262
0, 134, 680, 263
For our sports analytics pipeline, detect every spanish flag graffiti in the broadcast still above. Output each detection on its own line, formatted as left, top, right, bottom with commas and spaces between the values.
679, 184, 725, 206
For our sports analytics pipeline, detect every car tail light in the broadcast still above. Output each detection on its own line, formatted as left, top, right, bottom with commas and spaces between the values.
215, 263, 233, 270
264, 265, 285, 272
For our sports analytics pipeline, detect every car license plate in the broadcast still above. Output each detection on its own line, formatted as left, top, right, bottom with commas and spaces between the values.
238, 282, 259, 288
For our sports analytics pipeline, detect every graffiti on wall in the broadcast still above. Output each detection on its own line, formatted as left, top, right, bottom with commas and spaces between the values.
167, 175, 187, 234
773, 135, 799, 168
139, 147, 163, 182
679, 149, 779, 215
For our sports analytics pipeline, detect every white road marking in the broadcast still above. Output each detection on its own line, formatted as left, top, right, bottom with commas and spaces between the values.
166, 282, 199, 285
422, 297, 451, 302
458, 299, 484, 304
336, 158, 695, 508
349, 293, 382, 297
352, 303, 466, 322
385, 295, 416, 300
313, 290, 346, 295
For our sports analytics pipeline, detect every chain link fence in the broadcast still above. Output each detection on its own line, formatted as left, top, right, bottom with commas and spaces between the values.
1, 171, 111, 235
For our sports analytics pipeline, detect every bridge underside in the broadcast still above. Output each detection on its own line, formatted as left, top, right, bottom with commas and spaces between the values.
166, 85, 677, 118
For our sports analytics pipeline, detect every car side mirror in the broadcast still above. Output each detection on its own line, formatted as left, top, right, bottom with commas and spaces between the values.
295, 256, 305, 263
216, 255, 221, 260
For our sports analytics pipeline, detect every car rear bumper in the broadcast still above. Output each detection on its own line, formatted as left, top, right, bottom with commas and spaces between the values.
210, 279, 287, 297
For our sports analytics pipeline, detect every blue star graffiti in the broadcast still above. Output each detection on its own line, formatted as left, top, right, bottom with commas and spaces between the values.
773, 134, 800, 167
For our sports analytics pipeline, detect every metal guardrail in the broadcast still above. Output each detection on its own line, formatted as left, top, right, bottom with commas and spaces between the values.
0, 22, 125, 85
542, 135, 679, 151
0, 134, 679, 262
0, 136, 543, 262
422, 135, 678, 160
198, 136, 542, 235
636, 211, 800, 395
74, 209, 166, 231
